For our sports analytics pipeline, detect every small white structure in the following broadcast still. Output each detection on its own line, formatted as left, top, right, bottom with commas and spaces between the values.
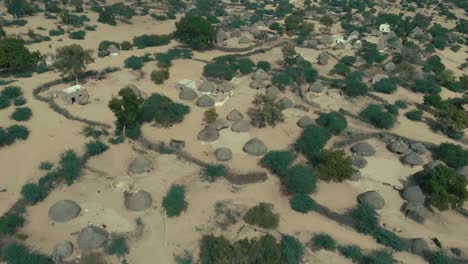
379, 23, 391, 33
176, 79, 196, 91
107, 44, 119, 56
60, 84, 89, 105
332, 34, 346, 44
45, 53, 55, 67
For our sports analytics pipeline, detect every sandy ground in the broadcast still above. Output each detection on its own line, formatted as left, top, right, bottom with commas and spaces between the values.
0, 2, 467, 264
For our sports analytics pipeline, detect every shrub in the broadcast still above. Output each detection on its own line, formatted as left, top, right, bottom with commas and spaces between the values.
434, 143, 468, 168
316, 150, 356, 182
151, 69, 170, 84
405, 110, 423, 121
162, 184, 188, 217
349, 204, 378, 234
413, 166, 468, 210
281, 235, 304, 264
359, 104, 395, 129
0, 96, 11, 109
125, 125, 141, 140
57, 150, 82, 186
83, 126, 108, 139
21, 183, 49, 205
237, 58, 255, 74
203, 108, 218, 124
10, 107, 32, 121
257, 61, 271, 71
202, 164, 226, 182
139, 94, 190, 127
395, 100, 408, 109
283, 165, 317, 195
290, 194, 315, 213
203, 63, 234, 80
363, 250, 396, 264
132, 34, 171, 49
2, 243, 52, 264
413, 79, 441, 94
373, 78, 398, 94
174, 16, 215, 50
249, 94, 284, 128
243, 202, 279, 229
331, 63, 351, 76
312, 233, 337, 251
426, 250, 451, 264
107, 236, 129, 257
338, 245, 364, 263
272, 72, 294, 90
316, 112, 347, 134
0, 213, 25, 235
49, 28, 65, 36
260, 150, 294, 177
2, 86, 23, 99
385, 104, 399, 116
39, 162, 53, 171
344, 72, 368, 96
120, 41, 132, 50
295, 125, 331, 160
69, 30, 86, 40
373, 227, 404, 251
124, 56, 144, 70
85, 141, 109, 156
0, 125, 30, 147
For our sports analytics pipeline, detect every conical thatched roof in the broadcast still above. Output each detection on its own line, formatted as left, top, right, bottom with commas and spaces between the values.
318, 52, 329, 65
128, 156, 153, 174
320, 35, 333, 45
387, 139, 409, 154
402, 153, 423, 166
197, 127, 220, 142
226, 109, 243, 121
266, 86, 281, 97
351, 142, 376, 157
358, 191, 385, 210
48, 200, 81, 223
209, 118, 229, 131
77, 226, 109, 250
309, 81, 326, 93
231, 119, 250, 132
107, 44, 119, 54
215, 147, 232, 161
297, 116, 314, 128
252, 68, 268, 81
243, 138, 267, 156
217, 82, 234, 93
198, 81, 217, 93
424, 160, 445, 169
179, 87, 198, 101
53, 241, 74, 258
238, 36, 250, 44
196, 94, 215, 107
334, 42, 345, 50
124, 190, 153, 211
278, 97, 293, 109
250, 79, 267, 89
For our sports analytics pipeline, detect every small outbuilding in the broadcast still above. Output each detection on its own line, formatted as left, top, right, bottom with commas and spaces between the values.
379, 23, 391, 33
176, 79, 196, 91
107, 44, 119, 56
60, 85, 89, 105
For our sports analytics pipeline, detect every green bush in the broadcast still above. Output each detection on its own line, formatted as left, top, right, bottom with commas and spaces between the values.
0, 125, 30, 147
124, 56, 144, 70
290, 194, 316, 213
106, 236, 129, 258
363, 250, 396, 264
2, 242, 52, 264
280, 235, 304, 264
162, 184, 188, 217
174, 16, 215, 50
203, 63, 234, 80
10, 107, 32, 121
295, 125, 331, 160
373, 78, 398, 94
395, 100, 408, 109
125, 125, 141, 140
120, 41, 132, 50
330, 63, 351, 76
349, 204, 378, 235
272, 72, 294, 90
39, 162, 53, 171
243, 202, 279, 229
414, 166, 468, 210
283, 165, 317, 195
2, 86, 23, 100
359, 104, 395, 129
257, 61, 271, 71
405, 110, 423, 121
132, 34, 171, 49
83, 126, 109, 139
316, 150, 356, 182
21, 183, 49, 205
338, 245, 364, 263
49, 28, 65, 36
69, 30, 86, 40
413, 79, 441, 94
151, 69, 170, 84
85, 141, 109, 156
139, 94, 190, 127
344, 72, 368, 96
311, 233, 337, 251
237, 58, 255, 74
0, 96, 11, 109
426, 250, 451, 264
0, 213, 25, 235
202, 164, 226, 182
434, 143, 468, 168
372, 227, 404, 251
57, 150, 82, 186
316, 112, 347, 135
98, 40, 119, 51
260, 150, 294, 177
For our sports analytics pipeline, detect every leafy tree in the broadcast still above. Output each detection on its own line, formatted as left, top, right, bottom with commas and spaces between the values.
139, 94, 189, 127
151, 69, 169, 84
0, 213, 25, 235
202, 164, 226, 182
21, 183, 48, 205
204, 108, 218, 124
39, 161, 53, 171
69, 30, 86, 40
108, 87, 143, 136
373, 78, 398, 94
6, 0, 33, 17
0, 38, 40, 73
330, 63, 350, 76
0, 125, 29, 147
283, 165, 317, 195
243, 202, 279, 229
120, 41, 132, 50
281, 235, 304, 264
312, 233, 336, 251
98, 7, 116, 25
344, 72, 368, 96
414, 166, 468, 210
124, 56, 144, 70
237, 58, 255, 74
295, 124, 331, 160
257, 61, 271, 72
249, 94, 284, 128
285, 14, 303, 32
434, 105, 468, 135
260, 150, 294, 177
338, 245, 364, 263
320, 15, 334, 28
426, 250, 451, 264
174, 16, 215, 50
316, 112, 347, 134
282, 43, 298, 66
359, 104, 395, 129
132, 34, 170, 49
10, 107, 32, 121
413, 79, 441, 94
162, 184, 188, 217
359, 41, 387, 64
54, 44, 93, 84
272, 72, 294, 89
434, 143, 468, 168
85, 141, 109, 156
316, 150, 356, 182
2, 243, 52, 264
423, 55, 445, 76
405, 110, 423, 121
107, 236, 129, 259
290, 194, 315, 213
363, 250, 396, 264
349, 204, 378, 234
58, 150, 82, 185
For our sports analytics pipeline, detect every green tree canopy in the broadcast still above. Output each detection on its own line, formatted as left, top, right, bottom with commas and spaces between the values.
53, 44, 93, 83
295, 124, 331, 160
174, 16, 215, 50
316, 112, 347, 134
139, 94, 189, 127
249, 94, 284, 128
6, 0, 33, 17
0, 38, 40, 73
316, 150, 356, 182
108, 87, 143, 134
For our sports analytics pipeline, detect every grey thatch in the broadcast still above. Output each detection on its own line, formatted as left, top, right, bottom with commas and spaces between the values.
217, 82, 234, 93
358, 191, 385, 210
334, 42, 346, 50
348, 31, 360, 40
318, 51, 329, 65
128, 156, 153, 174
387, 139, 409, 154
215, 147, 232, 161
226, 109, 243, 121
383, 62, 396, 73
252, 68, 268, 81
266, 86, 281, 97
196, 94, 215, 107
424, 160, 446, 169
198, 81, 217, 93
350, 170, 362, 181
179, 87, 198, 101
238, 36, 251, 44
217, 29, 227, 44
304, 39, 318, 48
125, 84, 143, 98
309, 81, 326, 93
403, 202, 428, 223
231, 119, 250, 132
278, 97, 293, 109
402, 153, 423, 166
77, 226, 109, 250
372, 73, 388, 84
53, 241, 74, 258
350, 154, 367, 168
231, 29, 241, 38
243, 138, 267, 156
250, 79, 267, 89
197, 127, 220, 142
402, 185, 426, 203
297, 116, 314, 128
351, 142, 376, 157
209, 119, 229, 131
48, 200, 81, 223
124, 190, 153, 211
320, 35, 333, 45
107, 44, 119, 55
410, 143, 428, 154
408, 238, 430, 255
